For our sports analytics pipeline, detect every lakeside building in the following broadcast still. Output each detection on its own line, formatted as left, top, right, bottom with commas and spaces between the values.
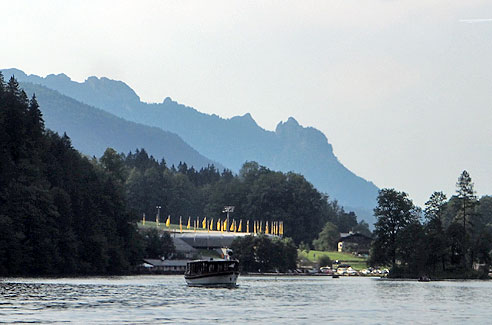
337, 232, 372, 255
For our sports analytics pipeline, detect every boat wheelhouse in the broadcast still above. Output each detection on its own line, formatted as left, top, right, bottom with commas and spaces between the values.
184, 259, 239, 287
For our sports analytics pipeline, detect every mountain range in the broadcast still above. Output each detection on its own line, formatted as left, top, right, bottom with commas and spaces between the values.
15, 82, 221, 170
2, 68, 379, 224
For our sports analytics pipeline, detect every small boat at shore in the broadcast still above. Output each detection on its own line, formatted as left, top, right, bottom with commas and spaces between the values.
185, 258, 239, 287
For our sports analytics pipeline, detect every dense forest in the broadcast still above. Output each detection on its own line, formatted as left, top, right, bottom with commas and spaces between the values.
370, 173, 492, 278
106, 148, 369, 245
0, 74, 142, 276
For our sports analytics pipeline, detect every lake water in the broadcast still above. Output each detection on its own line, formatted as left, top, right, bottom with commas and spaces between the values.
1, 275, 491, 324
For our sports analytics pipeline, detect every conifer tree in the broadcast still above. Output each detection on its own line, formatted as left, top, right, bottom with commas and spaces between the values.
455, 170, 477, 268
424, 191, 448, 272
456, 170, 477, 233
425, 191, 447, 223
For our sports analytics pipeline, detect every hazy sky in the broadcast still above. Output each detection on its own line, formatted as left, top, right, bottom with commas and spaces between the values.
2, 0, 491, 206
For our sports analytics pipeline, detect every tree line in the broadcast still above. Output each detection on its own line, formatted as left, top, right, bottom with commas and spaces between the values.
370, 171, 492, 278
100, 148, 369, 246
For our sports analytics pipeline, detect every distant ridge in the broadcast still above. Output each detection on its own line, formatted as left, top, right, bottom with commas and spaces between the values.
3, 68, 379, 224
17, 81, 223, 170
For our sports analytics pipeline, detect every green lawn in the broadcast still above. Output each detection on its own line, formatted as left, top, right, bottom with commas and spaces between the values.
138, 221, 179, 230
138, 221, 209, 232
298, 250, 368, 270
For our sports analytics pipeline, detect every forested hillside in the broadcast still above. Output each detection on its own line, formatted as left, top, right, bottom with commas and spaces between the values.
0, 74, 141, 275
110, 149, 369, 245
3, 69, 379, 224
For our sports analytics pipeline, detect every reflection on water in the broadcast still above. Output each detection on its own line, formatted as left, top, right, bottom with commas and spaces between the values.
1, 276, 491, 324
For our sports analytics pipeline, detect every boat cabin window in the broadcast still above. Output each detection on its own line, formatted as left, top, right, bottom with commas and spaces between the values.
186, 260, 238, 275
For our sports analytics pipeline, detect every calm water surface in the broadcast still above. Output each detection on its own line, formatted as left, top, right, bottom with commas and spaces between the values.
1, 275, 491, 324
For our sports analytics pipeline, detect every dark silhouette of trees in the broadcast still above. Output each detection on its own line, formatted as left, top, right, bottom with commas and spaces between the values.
141, 228, 175, 259
369, 172, 491, 278
353, 220, 372, 237
425, 191, 447, 223
370, 189, 417, 269
0, 75, 140, 276
455, 170, 477, 267
424, 191, 448, 272
231, 235, 297, 272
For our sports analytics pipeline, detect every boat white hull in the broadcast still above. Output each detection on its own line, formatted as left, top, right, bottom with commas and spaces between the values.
185, 272, 239, 287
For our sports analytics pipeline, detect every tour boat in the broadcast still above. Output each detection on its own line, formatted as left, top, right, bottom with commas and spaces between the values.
184, 258, 239, 287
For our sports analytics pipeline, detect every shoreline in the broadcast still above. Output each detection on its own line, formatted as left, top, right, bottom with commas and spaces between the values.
1, 273, 489, 281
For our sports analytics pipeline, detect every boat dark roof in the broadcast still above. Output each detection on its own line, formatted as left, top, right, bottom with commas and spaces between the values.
188, 259, 237, 264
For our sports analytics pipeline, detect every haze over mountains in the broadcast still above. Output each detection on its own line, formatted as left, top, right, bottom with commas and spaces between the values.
17, 82, 222, 170
3, 68, 379, 224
